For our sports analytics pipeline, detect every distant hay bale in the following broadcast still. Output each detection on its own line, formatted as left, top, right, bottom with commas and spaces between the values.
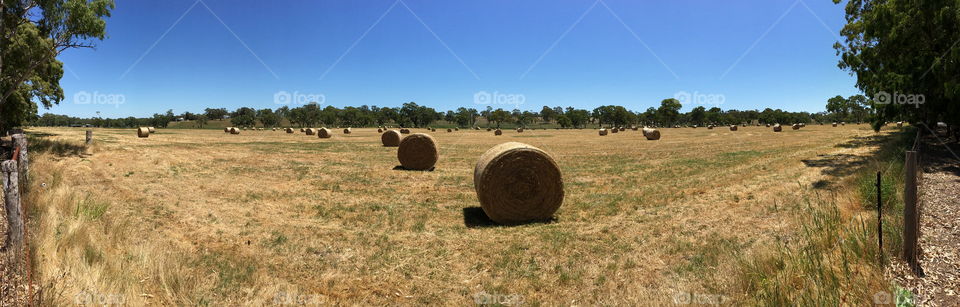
455, 127, 460, 131
343, 128, 352, 134
610, 128, 618, 134
431, 128, 436, 132
495, 129, 503, 136
599, 128, 608, 136
516, 128, 524, 133
473, 142, 563, 224
137, 127, 150, 138
447, 128, 453, 132
632, 127, 639, 131
148, 127, 156, 133
707, 125, 714, 130
800, 123, 806, 128
474, 127, 480, 130
841, 122, 846, 126
400, 128, 411, 134
618, 127, 625, 131
792, 124, 800, 130
381, 129, 401, 146
224, 127, 230, 133
486, 128, 492, 131
272, 127, 276, 131
729, 125, 738, 131
897, 121, 903, 127
766, 123, 771, 127
318, 128, 332, 138
305, 128, 317, 135
832, 122, 838, 127
285, 128, 294, 133
397, 133, 439, 170
642, 128, 660, 140
300, 128, 305, 132
773, 124, 783, 132
378, 128, 383, 133
230, 127, 240, 134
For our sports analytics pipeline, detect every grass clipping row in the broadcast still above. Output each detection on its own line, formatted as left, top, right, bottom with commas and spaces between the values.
474, 142, 564, 224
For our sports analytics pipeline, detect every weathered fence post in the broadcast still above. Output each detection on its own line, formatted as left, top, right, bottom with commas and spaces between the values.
11, 134, 28, 192
903, 150, 919, 269
2, 160, 23, 273
86, 130, 93, 145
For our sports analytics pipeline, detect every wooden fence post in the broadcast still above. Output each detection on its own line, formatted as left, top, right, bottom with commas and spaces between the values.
903, 150, 919, 269
86, 130, 93, 145
11, 134, 28, 192
877, 171, 882, 264
1, 160, 23, 273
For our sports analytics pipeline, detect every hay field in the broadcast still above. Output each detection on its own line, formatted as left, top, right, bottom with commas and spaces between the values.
26, 125, 891, 305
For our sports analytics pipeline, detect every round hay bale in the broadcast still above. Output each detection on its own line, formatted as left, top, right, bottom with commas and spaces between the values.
300, 128, 305, 132
773, 124, 783, 132
397, 133, 438, 170
431, 128, 436, 132
729, 125, 738, 131
642, 128, 660, 140
486, 128, 492, 131
516, 128, 524, 133
285, 128, 294, 133
474, 127, 480, 130
305, 128, 317, 135
447, 128, 453, 132
599, 128, 608, 136
632, 127, 639, 131
791, 124, 800, 130
765, 123, 771, 127
610, 128, 618, 134
224, 127, 230, 133
318, 128, 332, 138
832, 122, 838, 127
378, 128, 383, 133
230, 127, 240, 134
800, 123, 806, 128
343, 128, 352, 134
897, 121, 903, 128
400, 128, 411, 134
841, 122, 846, 126
473, 142, 563, 224
137, 127, 150, 138
494, 129, 503, 136
381, 130, 401, 147
455, 127, 460, 131
148, 127, 156, 133
707, 125, 714, 130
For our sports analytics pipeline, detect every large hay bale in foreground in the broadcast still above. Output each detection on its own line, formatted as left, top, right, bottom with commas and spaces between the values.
773, 124, 783, 132
474, 142, 564, 224
343, 128, 352, 134
381, 130, 401, 147
148, 127, 156, 133
305, 128, 317, 135
642, 128, 660, 140
397, 133, 438, 170
494, 129, 502, 136
285, 128, 294, 133
599, 128, 608, 136
318, 128, 332, 138
137, 127, 150, 138
729, 125, 738, 131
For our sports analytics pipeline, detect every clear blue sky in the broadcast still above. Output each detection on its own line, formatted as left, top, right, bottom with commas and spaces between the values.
52, 0, 860, 118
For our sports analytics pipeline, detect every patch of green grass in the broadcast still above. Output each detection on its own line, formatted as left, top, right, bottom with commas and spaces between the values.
76, 195, 110, 220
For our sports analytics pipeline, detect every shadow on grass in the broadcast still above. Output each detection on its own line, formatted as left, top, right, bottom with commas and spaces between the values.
462, 207, 556, 228
802, 133, 898, 177
27, 134, 88, 157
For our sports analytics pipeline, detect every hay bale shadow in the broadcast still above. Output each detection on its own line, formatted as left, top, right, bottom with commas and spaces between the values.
462, 207, 556, 228
392, 166, 435, 172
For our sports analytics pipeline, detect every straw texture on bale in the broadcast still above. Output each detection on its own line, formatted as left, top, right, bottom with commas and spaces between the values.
381, 130, 401, 147
495, 129, 502, 136
729, 125, 738, 131
229, 127, 240, 134
137, 127, 150, 138
773, 124, 783, 132
599, 129, 608, 136
397, 133, 438, 170
343, 128, 352, 134
224, 127, 230, 133
317, 128, 332, 138
642, 128, 660, 140
285, 128, 294, 133
305, 128, 317, 135
473, 142, 564, 224
148, 127, 156, 133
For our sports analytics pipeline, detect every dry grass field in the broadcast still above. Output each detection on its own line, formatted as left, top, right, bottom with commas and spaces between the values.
22, 124, 900, 305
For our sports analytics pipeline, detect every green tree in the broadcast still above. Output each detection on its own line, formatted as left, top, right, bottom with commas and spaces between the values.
690, 106, 706, 126
657, 98, 682, 126
0, 0, 115, 131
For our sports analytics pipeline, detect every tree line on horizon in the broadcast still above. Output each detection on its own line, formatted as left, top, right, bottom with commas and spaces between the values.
32, 98, 868, 129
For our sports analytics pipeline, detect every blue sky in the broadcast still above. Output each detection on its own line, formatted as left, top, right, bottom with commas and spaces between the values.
53, 0, 860, 118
